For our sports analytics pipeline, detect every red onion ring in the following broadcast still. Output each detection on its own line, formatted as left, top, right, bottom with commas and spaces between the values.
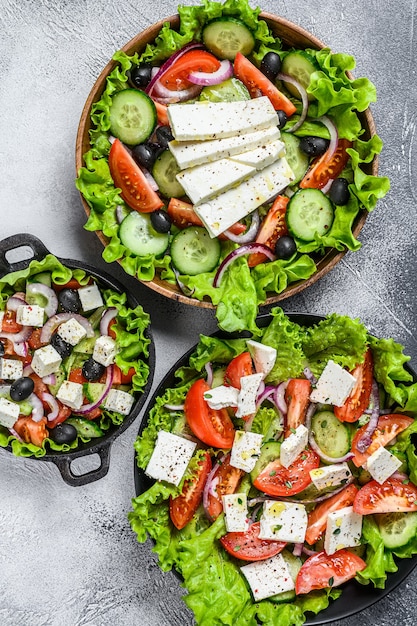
42, 373, 56, 385
303, 367, 317, 385
256, 384, 275, 409
277, 72, 309, 133
321, 178, 334, 194
6, 293, 27, 312
13, 342, 28, 358
223, 210, 260, 244
313, 115, 338, 169
26, 283, 58, 318
0, 325, 33, 343
274, 381, 288, 415
23, 364, 33, 377
9, 426, 23, 442
303, 546, 319, 557
188, 59, 233, 86
203, 453, 226, 521
99, 307, 118, 336
29, 393, 45, 422
356, 379, 380, 453
42, 392, 59, 421
74, 365, 114, 415
205, 362, 214, 388
151, 81, 202, 104
145, 42, 204, 99
293, 543, 304, 557
40, 313, 94, 343
213, 243, 276, 288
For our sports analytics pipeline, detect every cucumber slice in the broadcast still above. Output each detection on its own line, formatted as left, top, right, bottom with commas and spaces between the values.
286, 188, 334, 241
375, 512, 417, 549
311, 410, 350, 459
85, 382, 105, 404
109, 89, 156, 145
66, 417, 104, 438
170, 227, 221, 275
47, 368, 66, 396
152, 149, 185, 198
281, 51, 319, 101
250, 441, 281, 482
269, 549, 302, 603
199, 77, 250, 103
27, 271, 52, 287
280, 132, 309, 184
203, 18, 255, 60
73, 336, 96, 354
119, 211, 169, 257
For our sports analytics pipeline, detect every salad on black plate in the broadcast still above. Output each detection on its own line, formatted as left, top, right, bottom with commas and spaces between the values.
76, 0, 390, 333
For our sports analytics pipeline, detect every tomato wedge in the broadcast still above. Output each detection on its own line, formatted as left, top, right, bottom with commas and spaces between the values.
153, 100, 169, 126
224, 352, 253, 388
160, 49, 220, 90
206, 453, 244, 520
353, 478, 417, 515
253, 447, 320, 496
220, 521, 286, 561
167, 197, 246, 238
28, 328, 47, 350
305, 484, 358, 545
234, 52, 296, 116
184, 379, 235, 448
335, 349, 373, 423
295, 549, 367, 595
47, 403, 72, 430
14, 416, 48, 447
109, 138, 163, 213
300, 138, 352, 190
170, 451, 212, 530
284, 378, 312, 437
248, 196, 289, 267
1, 310, 23, 334
351, 414, 414, 467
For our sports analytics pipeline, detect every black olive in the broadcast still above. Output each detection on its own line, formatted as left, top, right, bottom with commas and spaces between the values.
276, 110, 287, 129
299, 136, 329, 157
329, 178, 350, 205
51, 333, 73, 358
275, 235, 297, 260
129, 63, 152, 89
155, 125, 174, 149
49, 422, 78, 445
260, 51, 282, 82
10, 376, 35, 402
82, 357, 105, 382
150, 209, 172, 234
131, 143, 160, 170
58, 288, 81, 313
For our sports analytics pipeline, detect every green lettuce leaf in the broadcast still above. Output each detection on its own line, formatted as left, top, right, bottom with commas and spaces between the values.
260, 307, 307, 383
356, 516, 398, 589
368, 336, 414, 406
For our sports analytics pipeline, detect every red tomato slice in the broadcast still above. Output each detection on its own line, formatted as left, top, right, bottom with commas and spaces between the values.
220, 521, 286, 561
253, 447, 320, 496
109, 138, 163, 213
284, 378, 312, 437
28, 374, 49, 407
353, 478, 417, 515
224, 352, 253, 389
153, 100, 169, 126
300, 138, 352, 190
160, 50, 220, 90
233, 52, 297, 116
351, 414, 413, 467
1, 311, 23, 334
248, 196, 289, 267
47, 403, 72, 430
28, 329, 45, 350
184, 379, 235, 448
68, 368, 89, 384
14, 416, 48, 447
334, 349, 373, 423
295, 549, 367, 595
170, 451, 212, 530
167, 197, 246, 238
53, 278, 87, 291
206, 453, 244, 520
305, 484, 359, 545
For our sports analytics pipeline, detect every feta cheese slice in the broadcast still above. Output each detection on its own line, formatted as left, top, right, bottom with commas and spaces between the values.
259, 500, 308, 544
31, 344, 62, 378
104, 388, 135, 415
310, 462, 353, 491
145, 430, 197, 486
365, 445, 402, 484
204, 384, 239, 410
0, 396, 20, 428
240, 554, 295, 601
230, 139, 285, 170
310, 360, 357, 407
324, 505, 363, 555
280, 424, 309, 468
222, 493, 249, 532
230, 430, 264, 473
236, 372, 263, 418
77, 283, 104, 312
57, 317, 88, 346
246, 340, 276, 379
16, 304, 45, 327
56, 380, 84, 410
93, 335, 117, 367
0, 358, 23, 381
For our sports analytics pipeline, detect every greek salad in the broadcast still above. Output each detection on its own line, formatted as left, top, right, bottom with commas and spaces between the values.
129, 309, 417, 626
0, 254, 151, 457
76, 0, 390, 333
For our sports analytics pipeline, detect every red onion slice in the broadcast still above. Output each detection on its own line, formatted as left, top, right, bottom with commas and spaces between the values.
29, 393, 45, 422
99, 307, 118, 336
40, 313, 94, 343
356, 379, 380, 453
188, 59, 233, 86
223, 210, 260, 244
42, 373, 56, 385
205, 362, 214, 388
6, 293, 27, 312
202, 453, 226, 521
311, 116, 338, 173
42, 392, 59, 421
213, 243, 275, 288
13, 341, 28, 358
303, 546, 319, 557
140, 165, 159, 191
151, 82, 202, 104
73, 364, 114, 415
26, 283, 58, 318
277, 72, 309, 133
293, 543, 303, 557
303, 367, 317, 385
0, 325, 33, 343
256, 384, 275, 408
145, 42, 204, 99
9, 426, 23, 442
274, 381, 288, 415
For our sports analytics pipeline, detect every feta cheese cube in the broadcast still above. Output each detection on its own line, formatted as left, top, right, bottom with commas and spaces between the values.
204, 384, 239, 410
310, 462, 353, 491
57, 318, 87, 346
259, 500, 308, 544
230, 430, 264, 473
0, 396, 20, 428
56, 380, 84, 410
16, 304, 45, 327
31, 345, 62, 378
365, 445, 402, 484
77, 283, 104, 312
92, 335, 117, 367
0, 358, 23, 381
222, 493, 249, 532
104, 388, 135, 415
280, 424, 309, 468
246, 340, 277, 379
310, 360, 357, 407
240, 554, 295, 601
236, 372, 263, 418
324, 506, 363, 555
145, 430, 197, 486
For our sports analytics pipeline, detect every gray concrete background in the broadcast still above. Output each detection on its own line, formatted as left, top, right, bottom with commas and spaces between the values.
0, 0, 416, 624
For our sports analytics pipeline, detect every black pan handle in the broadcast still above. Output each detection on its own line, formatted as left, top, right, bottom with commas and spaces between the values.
50, 442, 112, 487
0, 233, 51, 278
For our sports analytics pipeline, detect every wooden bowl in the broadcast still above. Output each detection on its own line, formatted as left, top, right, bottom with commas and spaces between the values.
76, 12, 377, 308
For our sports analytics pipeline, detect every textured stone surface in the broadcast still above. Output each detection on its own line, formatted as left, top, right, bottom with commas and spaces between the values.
0, 0, 416, 624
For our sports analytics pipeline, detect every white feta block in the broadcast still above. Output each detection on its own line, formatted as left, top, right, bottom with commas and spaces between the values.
365, 445, 402, 484
77, 283, 104, 312
222, 493, 249, 532
310, 462, 353, 491
236, 372, 263, 418
145, 430, 197, 487
230, 430, 264, 473
324, 506, 363, 555
16, 304, 45, 327
194, 157, 294, 238
280, 424, 309, 468
310, 360, 357, 407
246, 340, 276, 379
92, 335, 117, 367
31, 345, 62, 378
104, 388, 135, 415
56, 380, 84, 410
231, 139, 285, 170
240, 554, 295, 601
259, 500, 308, 544
57, 317, 88, 346
204, 384, 239, 410
0, 358, 23, 381
0, 396, 20, 428
168, 96, 279, 141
